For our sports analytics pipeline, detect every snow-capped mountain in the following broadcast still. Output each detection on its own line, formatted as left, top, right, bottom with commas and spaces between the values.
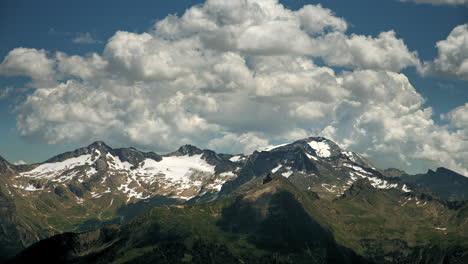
4, 137, 411, 204
0, 136, 465, 261
0, 137, 466, 260
9, 141, 239, 202
220, 137, 409, 199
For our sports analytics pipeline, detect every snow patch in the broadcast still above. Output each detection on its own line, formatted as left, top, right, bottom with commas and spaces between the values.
106, 153, 133, 170
343, 164, 371, 175
307, 140, 331, 158
110, 154, 224, 201
20, 154, 98, 180
206, 171, 238, 191
343, 151, 356, 162
91, 191, 102, 198
305, 153, 318, 161
86, 167, 97, 177
176, 195, 195, 200
229, 155, 245, 162
321, 183, 338, 193
347, 168, 398, 190
118, 179, 148, 202
402, 184, 411, 193
282, 170, 293, 178
262, 143, 289, 152
271, 164, 282, 173
367, 177, 398, 189
138, 154, 215, 182
12, 183, 44, 191
220, 171, 236, 177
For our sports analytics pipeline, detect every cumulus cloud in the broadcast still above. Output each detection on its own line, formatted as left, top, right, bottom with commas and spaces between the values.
420, 24, 468, 80
208, 132, 269, 154
56, 52, 108, 80
0, 0, 467, 175
0, 48, 55, 85
443, 103, 468, 138
319, 31, 419, 72
154, 0, 418, 71
400, 0, 468, 5
318, 70, 468, 175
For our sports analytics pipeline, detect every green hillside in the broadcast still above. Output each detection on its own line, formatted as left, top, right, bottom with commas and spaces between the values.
11, 176, 467, 264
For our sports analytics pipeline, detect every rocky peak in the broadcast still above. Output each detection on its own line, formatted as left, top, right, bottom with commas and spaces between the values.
382, 168, 408, 178
0, 155, 9, 166
112, 147, 162, 167
0, 155, 15, 175
171, 144, 203, 156
42, 141, 111, 164
425, 167, 466, 181
435, 167, 460, 175
303, 137, 343, 157
86, 141, 112, 152
263, 136, 348, 160
303, 136, 336, 145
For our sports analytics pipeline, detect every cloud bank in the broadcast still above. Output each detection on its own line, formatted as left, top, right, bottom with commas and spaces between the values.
1, 0, 467, 175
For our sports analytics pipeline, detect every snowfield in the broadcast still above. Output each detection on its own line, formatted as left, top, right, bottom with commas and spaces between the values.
307, 140, 331, 158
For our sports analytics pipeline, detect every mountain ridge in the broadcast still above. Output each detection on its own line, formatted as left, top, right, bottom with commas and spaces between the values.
0, 136, 467, 262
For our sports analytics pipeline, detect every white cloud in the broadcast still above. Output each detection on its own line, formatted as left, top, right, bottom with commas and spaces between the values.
318, 31, 420, 72
154, 0, 418, 71
56, 52, 108, 80
13, 160, 26, 165
0, 48, 55, 84
443, 103, 468, 139
400, 0, 468, 5
322, 71, 468, 175
72, 32, 101, 44
208, 132, 269, 154
296, 4, 347, 35
420, 24, 468, 80
1, 0, 467, 175
322, 71, 447, 168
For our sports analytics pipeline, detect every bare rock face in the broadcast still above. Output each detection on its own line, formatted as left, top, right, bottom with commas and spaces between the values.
0, 156, 15, 176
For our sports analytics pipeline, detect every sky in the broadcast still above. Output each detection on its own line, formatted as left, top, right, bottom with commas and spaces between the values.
0, 0, 467, 175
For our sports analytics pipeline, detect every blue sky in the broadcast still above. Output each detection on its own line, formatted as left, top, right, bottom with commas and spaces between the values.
0, 0, 467, 175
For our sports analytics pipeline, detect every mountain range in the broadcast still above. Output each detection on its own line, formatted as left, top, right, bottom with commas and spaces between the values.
0, 137, 467, 263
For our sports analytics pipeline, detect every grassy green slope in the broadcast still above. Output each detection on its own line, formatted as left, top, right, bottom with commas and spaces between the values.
315, 180, 468, 263
10, 177, 468, 264
11, 177, 367, 264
